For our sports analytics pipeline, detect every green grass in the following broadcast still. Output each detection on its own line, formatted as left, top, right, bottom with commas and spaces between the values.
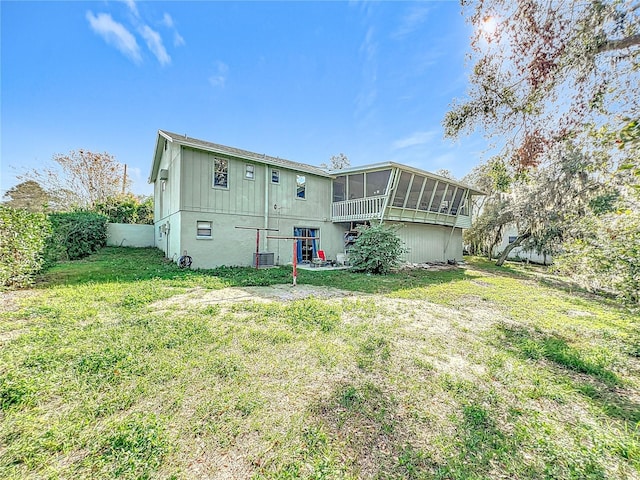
0, 247, 638, 479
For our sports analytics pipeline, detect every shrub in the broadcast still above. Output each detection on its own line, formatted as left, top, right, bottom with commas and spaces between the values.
93, 194, 154, 225
348, 223, 406, 275
0, 206, 51, 287
45, 211, 108, 263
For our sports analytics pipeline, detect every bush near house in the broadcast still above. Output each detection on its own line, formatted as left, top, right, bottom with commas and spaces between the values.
0, 205, 51, 287
348, 223, 406, 274
44, 212, 108, 265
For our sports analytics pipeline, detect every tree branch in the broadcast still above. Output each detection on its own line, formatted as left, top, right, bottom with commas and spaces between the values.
596, 34, 640, 54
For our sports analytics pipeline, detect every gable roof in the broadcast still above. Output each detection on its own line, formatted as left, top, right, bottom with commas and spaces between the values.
149, 130, 331, 183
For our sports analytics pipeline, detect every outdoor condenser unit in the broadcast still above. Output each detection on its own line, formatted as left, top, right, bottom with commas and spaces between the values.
253, 252, 275, 267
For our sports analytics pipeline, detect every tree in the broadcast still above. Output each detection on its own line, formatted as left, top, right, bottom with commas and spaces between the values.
556, 207, 640, 303
464, 143, 607, 265
435, 169, 455, 180
445, 0, 640, 171
93, 194, 154, 225
2, 181, 52, 213
19, 150, 130, 210
321, 153, 350, 170
463, 194, 512, 259
496, 143, 606, 266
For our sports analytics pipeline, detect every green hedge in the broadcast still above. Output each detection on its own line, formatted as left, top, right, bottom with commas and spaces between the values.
93, 195, 153, 225
45, 212, 108, 264
0, 206, 51, 287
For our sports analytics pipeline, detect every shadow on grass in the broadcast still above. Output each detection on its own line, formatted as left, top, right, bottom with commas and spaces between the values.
299, 380, 439, 479
497, 323, 640, 424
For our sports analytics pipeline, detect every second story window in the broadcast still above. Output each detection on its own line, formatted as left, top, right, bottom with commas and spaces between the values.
245, 164, 255, 180
296, 175, 306, 199
213, 158, 228, 188
272, 169, 280, 184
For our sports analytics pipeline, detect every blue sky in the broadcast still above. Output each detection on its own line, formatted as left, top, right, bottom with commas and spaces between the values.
1, 0, 486, 197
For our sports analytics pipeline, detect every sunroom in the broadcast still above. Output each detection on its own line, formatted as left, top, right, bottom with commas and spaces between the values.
330, 163, 482, 227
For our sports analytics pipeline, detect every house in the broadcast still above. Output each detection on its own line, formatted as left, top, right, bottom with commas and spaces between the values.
495, 225, 553, 265
148, 130, 484, 269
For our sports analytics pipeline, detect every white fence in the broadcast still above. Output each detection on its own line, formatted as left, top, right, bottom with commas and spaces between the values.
107, 223, 155, 248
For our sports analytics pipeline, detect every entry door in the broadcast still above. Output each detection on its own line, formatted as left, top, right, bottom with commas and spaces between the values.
294, 227, 318, 262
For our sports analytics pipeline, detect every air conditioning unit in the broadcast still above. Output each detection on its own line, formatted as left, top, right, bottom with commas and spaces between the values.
253, 252, 275, 267
159, 169, 169, 180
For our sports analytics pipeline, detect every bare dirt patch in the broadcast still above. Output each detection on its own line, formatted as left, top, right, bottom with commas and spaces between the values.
152, 284, 361, 311
0, 289, 40, 313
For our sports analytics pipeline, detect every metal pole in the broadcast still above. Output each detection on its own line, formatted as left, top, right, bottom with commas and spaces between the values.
293, 240, 297, 286
266, 235, 316, 287
256, 229, 260, 269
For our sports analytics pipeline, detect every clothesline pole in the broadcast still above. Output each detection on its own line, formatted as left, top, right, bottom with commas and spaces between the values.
235, 226, 279, 269
266, 235, 317, 286
293, 239, 297, 286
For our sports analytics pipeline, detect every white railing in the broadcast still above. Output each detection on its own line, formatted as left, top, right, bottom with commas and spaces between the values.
331, 195, 386, 221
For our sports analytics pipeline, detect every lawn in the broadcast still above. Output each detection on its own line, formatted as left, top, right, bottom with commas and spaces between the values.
1, 247, 638, 479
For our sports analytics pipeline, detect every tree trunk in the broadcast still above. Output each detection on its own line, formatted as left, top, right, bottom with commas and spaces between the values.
495, 232, 531, 266
487, 225, 504, 261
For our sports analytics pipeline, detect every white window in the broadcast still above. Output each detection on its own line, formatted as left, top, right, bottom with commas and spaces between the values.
296, 175, 306, 199
272, 169, 280, 184
213, 158, 228, 188
197, 221, 212, 239
245, 164, 255, 180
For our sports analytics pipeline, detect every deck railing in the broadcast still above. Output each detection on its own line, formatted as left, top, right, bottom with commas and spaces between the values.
331, 195, 386, 221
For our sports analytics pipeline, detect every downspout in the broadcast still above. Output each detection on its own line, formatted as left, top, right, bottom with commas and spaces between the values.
264, 165, 269, 251
443, 189, 469, 260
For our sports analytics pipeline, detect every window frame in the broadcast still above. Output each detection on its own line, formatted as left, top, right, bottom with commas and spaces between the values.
245, 164, 255, 180
296, 174, 306, 200
271, 169, 280, 184
213, 157, 229, 189
196, 221, 213, 239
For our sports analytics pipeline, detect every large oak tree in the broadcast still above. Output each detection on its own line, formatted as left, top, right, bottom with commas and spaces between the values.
445, 0, 640, 169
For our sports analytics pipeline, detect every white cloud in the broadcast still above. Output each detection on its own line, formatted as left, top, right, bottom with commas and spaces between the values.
86, 11, 141, 63
360, 26, 377, 62
392, 5, 430, 39
162, 13, 174, 28
355, 26, 378, 118
209, 62, 229, 88
140, 25, 171, 66
393, 130, 438, 149
121, 0, 139, 18
162, 13, 185, 47
173, 32, 185, 47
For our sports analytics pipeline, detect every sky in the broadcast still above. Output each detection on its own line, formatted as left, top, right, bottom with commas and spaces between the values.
1, 0, 488, 198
